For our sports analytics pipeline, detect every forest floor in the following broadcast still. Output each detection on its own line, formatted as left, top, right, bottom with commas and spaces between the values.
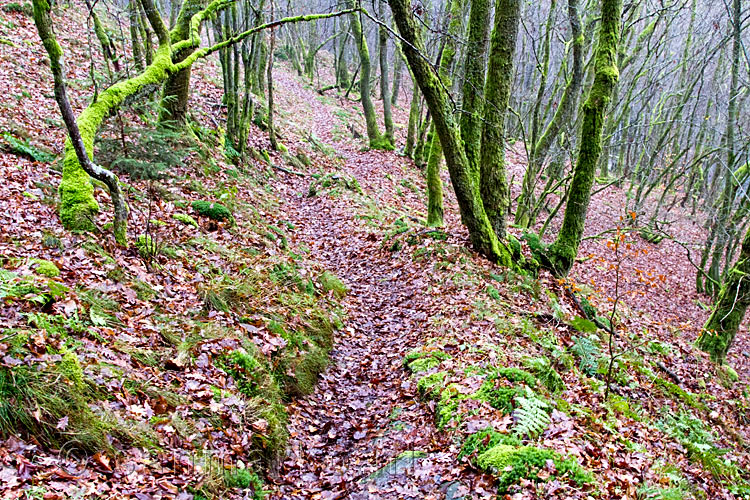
0, 1, 749, 499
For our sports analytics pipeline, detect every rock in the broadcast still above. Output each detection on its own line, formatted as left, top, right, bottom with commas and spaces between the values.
440, 480, 468, 500
363, 450, 428, 487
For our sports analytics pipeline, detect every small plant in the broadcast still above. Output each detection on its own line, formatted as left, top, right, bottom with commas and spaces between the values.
1, 132, 55, 162
571, 335, 601, 375
224, 468, 266, 498
96, 125, 193, 180
524, 357, 565, 392
512, 388, 551, 439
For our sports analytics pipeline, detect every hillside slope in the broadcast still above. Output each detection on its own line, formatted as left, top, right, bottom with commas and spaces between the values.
0, 1, 748, 499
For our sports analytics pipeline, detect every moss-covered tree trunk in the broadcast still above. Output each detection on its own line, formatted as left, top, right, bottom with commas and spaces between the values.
33, 0, 129, 244
425, 0, 462, 227
459, 0, 490, 179
44, 0, 354, 240
129, 0, 145, 72
546, 0, 621, 276
697, 224, 750, 364
391, 43, 403, 105
478, 0, 520, 239
388, 0, 511, 265
378, 0, 394, 146
405, 78, 419, 157
158, 0, 206, 126
336, 24, 350, 88
347, 2, 385, 149
516, 0, 582, 228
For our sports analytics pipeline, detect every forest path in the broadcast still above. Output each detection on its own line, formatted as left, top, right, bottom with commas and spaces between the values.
266, 71, 476, 498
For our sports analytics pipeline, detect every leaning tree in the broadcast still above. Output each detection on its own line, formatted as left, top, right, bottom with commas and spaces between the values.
32, 0, 354, 244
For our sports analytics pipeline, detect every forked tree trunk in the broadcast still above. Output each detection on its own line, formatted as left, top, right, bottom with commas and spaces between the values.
388, 0, 512, 265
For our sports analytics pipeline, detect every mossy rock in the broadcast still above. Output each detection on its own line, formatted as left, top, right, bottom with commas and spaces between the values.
403, 349, 451, 374
31, 259, 60, 278
416, 371, 448, 400
191, 200, 233, 223
318, 271, 347, 298
476, 443, 593, 494
172, 213, 199, 228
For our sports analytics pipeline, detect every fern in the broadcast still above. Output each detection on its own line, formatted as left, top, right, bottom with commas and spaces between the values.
571, 336, 600, 375
524, 357, 565, 392
512, 388, 551, 439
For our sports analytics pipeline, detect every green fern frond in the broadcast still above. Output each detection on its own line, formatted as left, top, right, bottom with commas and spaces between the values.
513, 388, 551, 439
571, 336, 600, 375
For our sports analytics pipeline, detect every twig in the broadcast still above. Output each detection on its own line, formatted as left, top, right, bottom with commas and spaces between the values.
272, 163, 306, 177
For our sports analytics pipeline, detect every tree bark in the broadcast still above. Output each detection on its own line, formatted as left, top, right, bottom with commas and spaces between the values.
479, 0, 521, 239
546, 0, 622, 276
388, 0, 511, 265
459, 0, 491, 179
697, 224, 750, 364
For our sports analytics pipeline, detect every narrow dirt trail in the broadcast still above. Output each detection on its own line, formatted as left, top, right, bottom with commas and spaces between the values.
267, 71, 481, 498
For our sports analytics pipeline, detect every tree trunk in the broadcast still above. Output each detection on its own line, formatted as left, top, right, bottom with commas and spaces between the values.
378, 0, 394, 146
546, 0, 621, 276
479, 0, 521, 239
425, 0, 462, 227
388, 0, 511, 265
158, 0, 206, 126
697, 224, 750, 364
347, 3, 385, 148
459, 0, 490, 179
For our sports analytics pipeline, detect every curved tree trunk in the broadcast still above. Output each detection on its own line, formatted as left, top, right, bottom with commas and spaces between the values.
697, 223, 750, 364
547, 0, 622, 276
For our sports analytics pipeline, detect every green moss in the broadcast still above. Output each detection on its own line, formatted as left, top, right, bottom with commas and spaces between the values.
224, 468, 265, 498
459, 427, 519, 460
476, 444, 593, 493
191, 200, 233, 223
403, 348, 451, 374
318, 271, 347, 298
32, 259, 60, 278
495, 366, 536, 387
436, 383, 470, 429
136, 234, 157, 259
472, 379, 521, 414
416, 371, 448, 400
